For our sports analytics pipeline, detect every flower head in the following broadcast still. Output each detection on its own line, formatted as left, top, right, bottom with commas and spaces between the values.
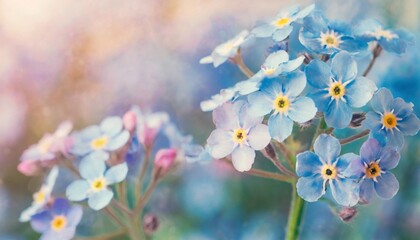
154, 148, 177, 177
199, 30, 252, 67
30, 198, 82, 240
345, 138, 400, 203
71, 116, 130, 162
66, 158, 128, 210
252, 4, 315, 41
299, 11, 367, 54
206, 101, 271, 172
354, 19, 415, 54
296, 134, 360, 206
18, 121, 73, 176
363, 88, 420, 148
248, 71, 317, 142
305, 51, 377, 128
132, 107, 170, 149
20, 167, 59, 222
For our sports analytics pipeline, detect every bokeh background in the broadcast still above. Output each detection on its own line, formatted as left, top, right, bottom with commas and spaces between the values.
0, 0, 419, 239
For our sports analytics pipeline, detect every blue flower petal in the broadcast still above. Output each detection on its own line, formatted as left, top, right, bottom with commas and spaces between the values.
338, 37, 367, 53
386, 130, 404, 148
30, 211, 52, 233
79, 158, 105, 180
314, 134, 341, 165
309, 89, 330, 111
359, 179, 374, 203
88, 189, 114, 210
268, 114, 293, 142
379, 146, 400, 171
296, 151, 322, 177
248, 91, 273, 117
212, 102, 240, 130
84, 150, 109, 162
288, 97, 317, 123
66, 205, 83, 227
20, 204, 41, 222
207, 129, 235, 159
374, 172, 399, 200
344, 157, 364, 179
335, 153, 359, 173
296, 176, 325, 202
363, 111, 381, 130
380, 29, 414, 54
294, 4, 315, 19
247, 124, 271, 151
278, 56, 304, 74
239, 104, 264, 130
398, 113, 420, 136
283, 71, 306, 98
100, 116, 123, 137
360, 138, 381, 163
231, 145, 255, 172
105, 162, 128, 185
51, 198, 70, 215
354, 19, 383, 37
345, 77, 377, 108
79, 125, 101, 140
264, 50, 289, 67
66, 180, 89, 201
259, 78, 282, 99
41, 228, 75, 240
392, 97, 413, 119
302, 11, 328, 34
331, 51, 357, 82
252, 24, 277, 38
305, 59, 330, 89
330, 178, 359, 206
325, 100, 352, 129
370, 88, 393, 113
299, 32, 325, 53
106, 130, 130, 151
272, 26, 294, 41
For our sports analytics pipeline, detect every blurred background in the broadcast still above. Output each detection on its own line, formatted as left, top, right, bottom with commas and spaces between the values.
0, 0, 419, 239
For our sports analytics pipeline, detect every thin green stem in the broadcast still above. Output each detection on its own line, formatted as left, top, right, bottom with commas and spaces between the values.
273, 141, 295, 169
339, 129, 370, 145
285, 181, 305, 240
136, 148, 151, 200
104, 207, 126, 228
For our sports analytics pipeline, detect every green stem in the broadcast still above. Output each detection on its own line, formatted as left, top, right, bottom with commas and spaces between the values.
285, 181, 305, 240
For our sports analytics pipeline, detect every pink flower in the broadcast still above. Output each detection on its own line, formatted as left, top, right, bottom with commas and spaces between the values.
154, 148, 177, 174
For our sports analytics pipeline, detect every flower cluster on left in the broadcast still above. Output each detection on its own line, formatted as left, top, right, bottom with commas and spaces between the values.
18, 107, 206, 240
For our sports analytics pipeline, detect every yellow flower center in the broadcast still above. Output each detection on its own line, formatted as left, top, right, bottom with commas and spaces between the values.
319, 31, 342, 48
273, 95, 290, 114
33, 190, 46, 204
90, 136, 108, 150
274, 17, 290, 28
91, 177, 107, 191
328, 81, 346, 99
232, 128, 247, 144
365, 162, 381, 179
51, 215, 67, 231
382, 112, 398, 130
262, 67, 276, 76
321, 164, 337, 180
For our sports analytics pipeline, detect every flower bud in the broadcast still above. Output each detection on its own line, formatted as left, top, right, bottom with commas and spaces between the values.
123, 110, 137, 132
154, 148, 177, 178
143, 214, 159, 235
338, 207, 357, 222
349, 113, 366, 128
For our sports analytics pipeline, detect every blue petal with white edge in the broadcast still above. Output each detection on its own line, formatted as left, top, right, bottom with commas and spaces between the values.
100, 116, 123, 137
231, 145, 255, 172
207, 129, 235, 159
296, 176, 325, 202
288, 97, 317, 123
106, 130, 130, 151
296, 151, 323, 177
325, 100, 352, 129
105, 162, 128, 185
268, 113, 293, 142
344, 77, 377, 108
282, 71, 306, 98
331, 51, 357, 82
273, 26, 294, 42
398, 113, 420, 136
374, 172, 399, 200
370, 88, 393, 113
314, 134, 341, 165
330, 178, 359, 206
247, 124, 271, 150
305, 59, 331, 89
88, 189, 114, 210
248, 91, 274, 117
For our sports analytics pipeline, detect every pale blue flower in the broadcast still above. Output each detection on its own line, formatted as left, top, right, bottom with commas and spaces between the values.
66, 158, 128, 210
248, 71, 317, 142
296, 134, 360, 206
305, 51, 377, 128
207, 101, 271, 172
252, 4, 315, 41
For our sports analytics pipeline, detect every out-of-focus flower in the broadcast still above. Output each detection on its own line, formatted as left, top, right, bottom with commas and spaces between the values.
299, 11, 367, 54
305, 51, 377, 128
65, 159, 128, 210
206, 101, 271, 172
20, 167, 59, 222
122, 110, 137, 133
345, 138, 400, 203
132, 107, 169, 149
363, 88, 420, 148
296, 134, 360, 206
154, 148, 177, 176
248, 71, 317, 142
354, 19, 415, 55
200, 87, 237, 112
30, 198, 82, 240
247, 50, 304, 83
252, 4, 315, 41
199, 30, 252, 67
71, 116, 130, 162
18, 121, 73, 176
